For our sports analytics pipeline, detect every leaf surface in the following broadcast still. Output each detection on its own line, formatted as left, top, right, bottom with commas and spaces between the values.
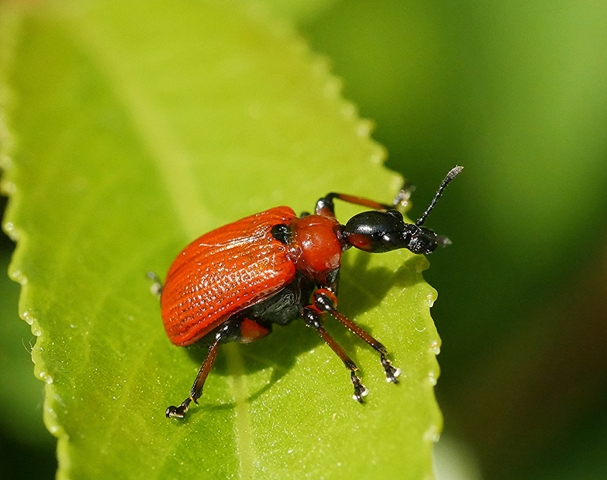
0, 1, 441, 478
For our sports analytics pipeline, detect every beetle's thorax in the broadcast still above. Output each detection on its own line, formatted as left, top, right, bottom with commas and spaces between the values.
288, 214, 344, 285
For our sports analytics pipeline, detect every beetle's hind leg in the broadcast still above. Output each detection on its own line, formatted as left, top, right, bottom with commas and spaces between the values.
166, 322, 233, 419
147, 272, 163, 298
313, 289, 401, 384
303, 306, 369, 402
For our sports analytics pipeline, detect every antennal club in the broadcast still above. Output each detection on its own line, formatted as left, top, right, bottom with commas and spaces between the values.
415, 166, 463, 226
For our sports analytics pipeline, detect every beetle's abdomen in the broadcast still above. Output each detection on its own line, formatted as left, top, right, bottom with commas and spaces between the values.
161, 207, 298, 346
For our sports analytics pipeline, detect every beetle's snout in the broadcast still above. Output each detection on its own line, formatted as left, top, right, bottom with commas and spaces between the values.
406, 226, 450, 255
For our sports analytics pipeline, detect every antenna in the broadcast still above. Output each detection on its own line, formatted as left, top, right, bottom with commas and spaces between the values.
415, 166, 463, 226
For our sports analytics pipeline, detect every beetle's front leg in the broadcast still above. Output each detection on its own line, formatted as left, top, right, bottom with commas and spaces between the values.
302, 306, 368, 402
312, 288, 401, 384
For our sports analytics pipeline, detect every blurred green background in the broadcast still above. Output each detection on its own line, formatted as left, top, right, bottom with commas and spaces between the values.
1, 0, 607, 478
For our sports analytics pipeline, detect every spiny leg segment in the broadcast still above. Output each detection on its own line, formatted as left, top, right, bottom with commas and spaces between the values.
302, 288, 400, 402
313, 289, 400, 383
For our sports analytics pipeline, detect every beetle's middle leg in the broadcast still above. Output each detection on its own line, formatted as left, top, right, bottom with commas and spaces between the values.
312, 288, 401, 384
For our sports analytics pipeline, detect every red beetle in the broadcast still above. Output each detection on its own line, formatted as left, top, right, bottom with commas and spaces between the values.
151, 166, 462, 418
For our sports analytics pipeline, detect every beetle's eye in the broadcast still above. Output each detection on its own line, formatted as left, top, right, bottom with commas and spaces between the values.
271, 224, 291, 244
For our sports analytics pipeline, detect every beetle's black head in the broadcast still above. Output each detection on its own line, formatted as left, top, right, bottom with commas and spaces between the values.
342, 165, 462, 255
343, 210, 450, 255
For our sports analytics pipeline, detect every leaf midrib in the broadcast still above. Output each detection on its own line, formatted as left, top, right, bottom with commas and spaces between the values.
70, 13, 257, 478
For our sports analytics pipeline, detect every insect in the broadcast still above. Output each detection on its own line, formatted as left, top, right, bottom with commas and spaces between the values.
151, 166, 462, 418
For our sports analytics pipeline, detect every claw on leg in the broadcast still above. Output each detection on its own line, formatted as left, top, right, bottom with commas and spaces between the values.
381, 354, 401, 383
351, 371, 369, 403
166, 397, 193, 419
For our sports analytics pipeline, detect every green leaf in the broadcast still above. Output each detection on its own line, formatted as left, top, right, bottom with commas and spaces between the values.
0, 0, 442, 478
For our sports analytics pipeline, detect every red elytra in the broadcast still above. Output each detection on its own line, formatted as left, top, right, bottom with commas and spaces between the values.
151, 166, 462, 419
161, 207, 298, 346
